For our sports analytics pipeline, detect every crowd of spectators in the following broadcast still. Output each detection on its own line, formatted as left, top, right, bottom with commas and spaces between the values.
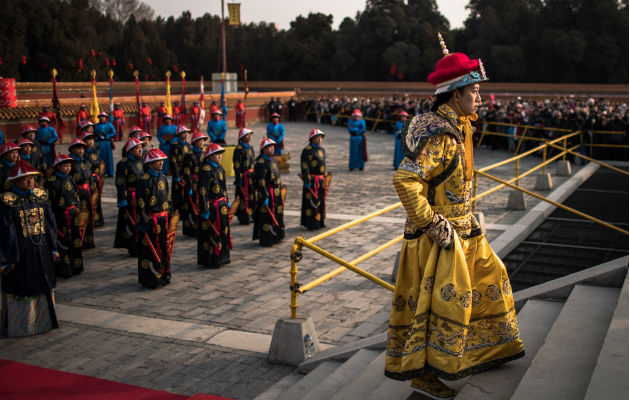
299, 94, 629, 160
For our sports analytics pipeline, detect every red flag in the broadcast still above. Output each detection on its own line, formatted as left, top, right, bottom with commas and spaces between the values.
105, 58, 110, 67
147, 57, 153, 65
129, 62, 134, 70
389, 63, 397, 76
112, 58, 117, 66
97, 51, 102, 57
173, 65, 178, 73
21, 55, 27, 65
77, 58, 84, 71
90, 49, 96, 57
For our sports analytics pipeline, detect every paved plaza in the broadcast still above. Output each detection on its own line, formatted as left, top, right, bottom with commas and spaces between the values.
0, 120, 583, 399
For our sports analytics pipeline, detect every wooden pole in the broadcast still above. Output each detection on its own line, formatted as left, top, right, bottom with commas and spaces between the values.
221, 0, 227, 73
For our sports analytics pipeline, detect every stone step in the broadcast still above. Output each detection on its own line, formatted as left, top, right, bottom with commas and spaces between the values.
298, 332, 386, 373
455, 298, 563, 400
253, 371, 303, 400
301, 348, 382, 400
277, 361, 342, 400
511, 284, 620, 400
329, 351, 386, 400
365, 377, 414, 400
585, 273, 629, 400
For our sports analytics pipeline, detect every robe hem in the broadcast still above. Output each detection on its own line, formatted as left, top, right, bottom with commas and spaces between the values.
384, 349, 525, 382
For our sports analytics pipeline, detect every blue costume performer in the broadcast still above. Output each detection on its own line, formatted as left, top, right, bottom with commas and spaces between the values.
347, 109, 366, 171
35, 116, 58, 167
266, 113, 285, 155
94, 112, 116, 176
207, 110, 227, 144
157, 114, 177, 174
393, 111, 408, 169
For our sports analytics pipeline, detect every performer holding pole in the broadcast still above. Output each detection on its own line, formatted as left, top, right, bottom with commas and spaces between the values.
68, 138, 95, 249
45, 154, 83, 277
169, 126, 191, 224
135, 149, 172, 289
232, 128, 255, 225
114, 138, 144, 256
182, 131, 208, 237
347, 109, 366, 171
81, 126, 104, 227
300, 128, 328, 230
197, 143, 231, 268
252, 138, 284, 247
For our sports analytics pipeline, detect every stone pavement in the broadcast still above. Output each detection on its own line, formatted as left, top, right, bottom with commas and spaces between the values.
0, 120, 582, 399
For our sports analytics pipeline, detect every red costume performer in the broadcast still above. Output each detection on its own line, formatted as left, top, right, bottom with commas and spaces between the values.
76, 104, 90, 137
235, 99, 246, 128
140, 103, 152, 136
112, 103, 125, 141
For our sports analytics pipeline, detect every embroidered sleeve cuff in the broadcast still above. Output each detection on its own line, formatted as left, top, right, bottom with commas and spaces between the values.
422, 212, 454, 249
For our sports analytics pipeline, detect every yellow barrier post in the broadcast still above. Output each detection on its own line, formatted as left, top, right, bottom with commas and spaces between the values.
515, 158, 520, 186
290, 240, 303, 319
542, 144, 547, 173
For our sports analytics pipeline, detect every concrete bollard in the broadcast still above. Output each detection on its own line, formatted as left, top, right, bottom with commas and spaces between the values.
507, 190, 526, 210
535, 172, 553, 191
268, 317, 321, 366
555, 160, 572, 177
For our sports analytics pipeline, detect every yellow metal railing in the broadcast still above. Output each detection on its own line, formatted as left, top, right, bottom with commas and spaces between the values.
289, 128, 628, 318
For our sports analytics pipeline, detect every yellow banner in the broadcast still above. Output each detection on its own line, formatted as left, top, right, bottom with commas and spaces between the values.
90, 77, 100, 123
165, 72, 173, 116
228, 3, 240, 26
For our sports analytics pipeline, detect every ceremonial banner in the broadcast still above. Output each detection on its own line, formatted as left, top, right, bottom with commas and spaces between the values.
133, 70, 141, 114
90, 70, 100, 123
108, 70, 114, 112
227, 3, 241, 26
180, 71, 186, 116
51, 69, 65, 141
165, 71, 173, 116
199, 76, 206, 129
0, 78, 17, 108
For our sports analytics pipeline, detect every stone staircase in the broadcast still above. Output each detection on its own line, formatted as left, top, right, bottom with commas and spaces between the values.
255, 256, 628, 400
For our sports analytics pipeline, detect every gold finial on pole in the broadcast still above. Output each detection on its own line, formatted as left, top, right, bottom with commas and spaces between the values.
108, 69, 114, 78
180, 71, 186, 79
51, 68, 58, 78
165, 70, 171, 78
133, 70, 139, 78
90, 69, 96, 79
437, 32, 450, 57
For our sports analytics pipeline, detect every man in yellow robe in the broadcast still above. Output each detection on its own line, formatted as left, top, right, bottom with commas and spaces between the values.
384, 34, 525, 399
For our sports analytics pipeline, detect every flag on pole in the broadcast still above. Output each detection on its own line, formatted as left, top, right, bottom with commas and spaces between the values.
51, 68, 65, 143
108, 69, 114, 112
227, 3, 241, 26
199, 76, 206, 128
220, 73, 227, 120
90, 70, 100, 123
180, 71, 186, 116
165, 71, 173, 116
133, 70, 141, 115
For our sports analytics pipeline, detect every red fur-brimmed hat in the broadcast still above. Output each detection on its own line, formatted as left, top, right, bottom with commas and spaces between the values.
68, 138, 87, 149
80, 131, 95, 141
144, 148, 167, 163
271, 112, 280, 118
238, 128, 253, 139
98, 111, 109, 119
80, 121, 94, 130
427, 33, 488, 95
399, 111, 409, 117
259, 137, 276, 152
38, 115, 50, 122
17, 138, 34, 147
129, 125, 143, 137
191, 131, 208, 144
205, 143, 225, 157
351, 109, 362, 117
309, 128, 325, 140
137, 131, 152, 140
53, 154, 73, 167
124, 138, 142, 153
0, 143, 20, 156
20, 125, 37, 135
163, 114, 173, 120
7, 159, 40, 180
177, 126, 190, 135
212, 110, 223, 116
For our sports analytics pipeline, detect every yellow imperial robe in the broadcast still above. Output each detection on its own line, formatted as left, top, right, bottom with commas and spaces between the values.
385, 105, 524, 381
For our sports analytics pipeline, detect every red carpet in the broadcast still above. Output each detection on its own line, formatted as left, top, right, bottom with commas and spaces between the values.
0, 359, 231, 400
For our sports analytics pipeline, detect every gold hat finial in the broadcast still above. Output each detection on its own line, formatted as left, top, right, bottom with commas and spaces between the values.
437, 32, 450, 57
